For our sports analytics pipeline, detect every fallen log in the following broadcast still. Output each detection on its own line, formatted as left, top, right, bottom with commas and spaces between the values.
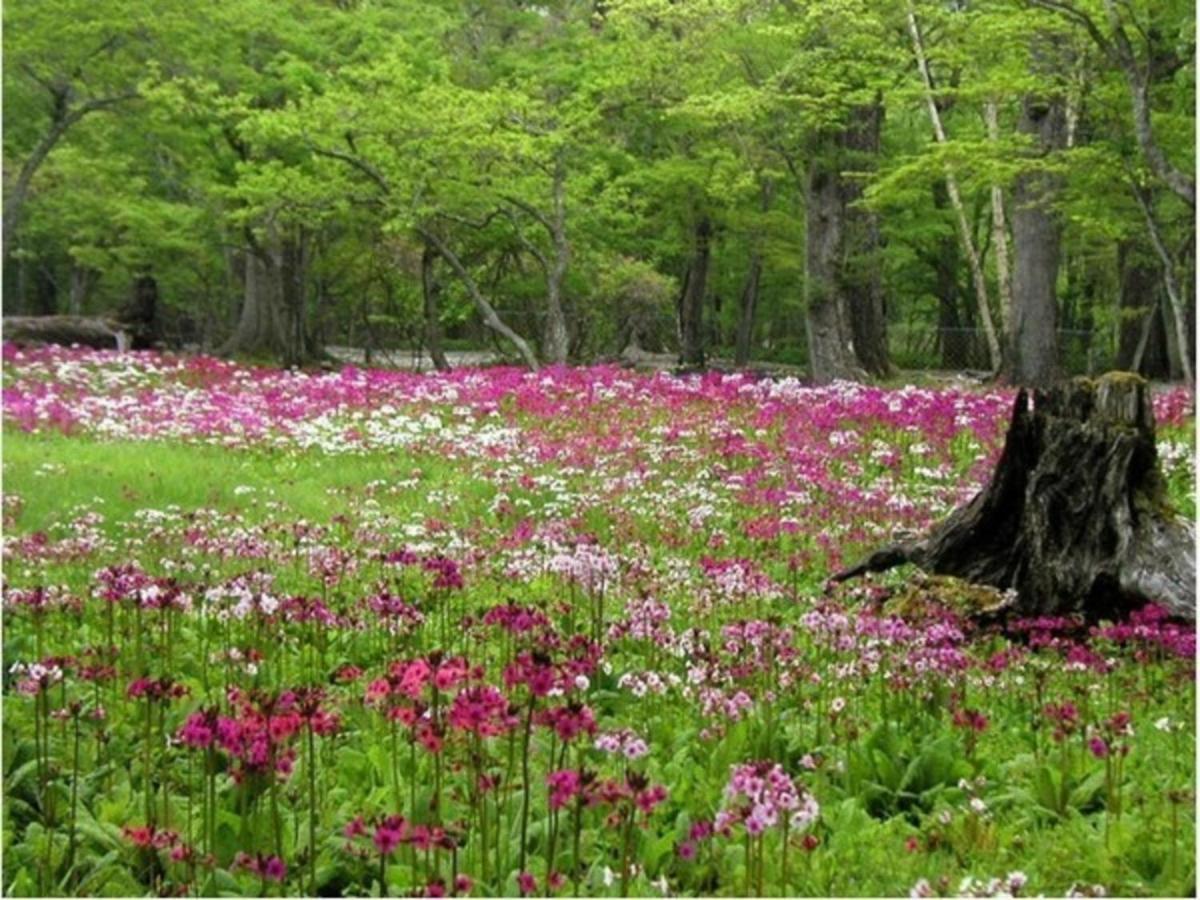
834, 373, 1195, 621
3, 315, 130, 350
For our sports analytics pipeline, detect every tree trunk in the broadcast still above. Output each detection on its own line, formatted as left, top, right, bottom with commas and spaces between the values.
421, 243, 451, 371
932, 183, 965, 368
220, 242, 284, 358
4, 315, 127, 349
543, 155, 571, 365
835, 372, 1195, 621
806, 151, 862, 383
122, 272, 159, 349
32, 263, 58, 316
68, 264, 97, 316
735, 178, 773, 367
418, 226, 539, 371
1007, 89, 1066, 386
735, 255, 763, 368
278, 231, 315, 366
1129, 179, 1193, 383
1115, 241, 1169, 378
907, 3, 1001, 372
678, 215, 711, 369
806, 103, 887, 382
985, 100, 1016, 351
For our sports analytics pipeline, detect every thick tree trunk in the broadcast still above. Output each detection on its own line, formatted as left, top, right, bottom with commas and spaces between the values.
806, 103, 887, 382
843, 103, 891, 379
806, 154, 862, 383
421, 243, 451, 371
220, 245, 284, 358
678, 215, 711, 369
834, 372, 1195, 621
1007, 91, 1066, 386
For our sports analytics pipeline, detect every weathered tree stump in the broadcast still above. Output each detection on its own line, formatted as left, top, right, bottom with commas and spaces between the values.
834, 373, 1195, 621
3, 315, 129, 350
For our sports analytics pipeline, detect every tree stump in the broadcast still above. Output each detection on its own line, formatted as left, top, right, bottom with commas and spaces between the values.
834, 373, 1195, 621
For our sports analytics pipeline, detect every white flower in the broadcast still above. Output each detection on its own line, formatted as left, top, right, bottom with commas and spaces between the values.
909, 878, 933, 898
830, 696, 846, 714
574, 674, 590, 691
1154, 716, 1172, 732
601, 867, 615, 888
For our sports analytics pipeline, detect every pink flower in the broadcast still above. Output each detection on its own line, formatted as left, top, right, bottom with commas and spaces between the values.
517, 872, 537, 896
263, 856, 287, 882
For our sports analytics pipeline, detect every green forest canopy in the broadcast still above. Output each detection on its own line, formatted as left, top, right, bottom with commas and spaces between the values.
2, 0, 1194, 383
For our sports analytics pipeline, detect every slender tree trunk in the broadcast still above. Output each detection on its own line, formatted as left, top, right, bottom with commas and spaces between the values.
1007, 83, 1066, 386
1115, 240, 1169, 378
735, 256, 763, 368
1129, 180, 1193, 383
907, 2, 1001, 372
931, 183, 966, 368
418, 226, 539, 371
984, 100, 1016, 345
32, 263, 58, 316
542, 156, 571, 365
735, 178, 773, 367
278, 231, 313, 366
678, 215, 711, 369
68, 264, 96, 316
421, 243, 451, 371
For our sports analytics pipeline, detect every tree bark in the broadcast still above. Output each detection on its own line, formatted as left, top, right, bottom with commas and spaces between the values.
806, 103, 887, 382
421, 243, 451, 371
1007, 87, 1066, 386
907, 3, 1001, 372
835, 373, 1195, 621
220, 239, 284, 359
678, 215, 711, 369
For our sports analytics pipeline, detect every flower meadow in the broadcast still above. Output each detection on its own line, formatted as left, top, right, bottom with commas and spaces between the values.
2, 344, 1196, 898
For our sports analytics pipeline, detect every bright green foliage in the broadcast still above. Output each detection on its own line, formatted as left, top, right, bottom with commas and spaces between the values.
2, 0, 1194, 372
